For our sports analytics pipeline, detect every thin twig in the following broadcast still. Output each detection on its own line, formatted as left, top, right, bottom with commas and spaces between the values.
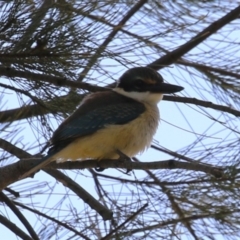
12, 0, 53, 51
120, 210, 240, 236
101, 203, 148, 240
0, 192, 39, 240
13, 201, 91, 240
77, 0, 148, 82
139, 158, 199, 240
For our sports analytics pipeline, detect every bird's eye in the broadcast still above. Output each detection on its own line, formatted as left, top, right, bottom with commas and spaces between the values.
134, 79, 145, 89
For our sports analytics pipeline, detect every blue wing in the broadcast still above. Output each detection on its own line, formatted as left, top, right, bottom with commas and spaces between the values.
49, 91, 145, 154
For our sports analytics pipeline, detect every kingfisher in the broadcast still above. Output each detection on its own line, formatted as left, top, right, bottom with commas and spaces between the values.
20, 67, 183, 178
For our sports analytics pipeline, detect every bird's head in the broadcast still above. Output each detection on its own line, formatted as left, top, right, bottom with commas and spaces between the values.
114, 67, 184, 104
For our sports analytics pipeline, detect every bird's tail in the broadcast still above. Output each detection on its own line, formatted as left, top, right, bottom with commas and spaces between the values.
19, 153, 54, 180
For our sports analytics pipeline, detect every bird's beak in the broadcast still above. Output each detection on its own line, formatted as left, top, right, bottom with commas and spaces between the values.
149, 82, 184, 93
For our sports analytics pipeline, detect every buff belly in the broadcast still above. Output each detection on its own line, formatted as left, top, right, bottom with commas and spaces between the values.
52, 104, 159, 162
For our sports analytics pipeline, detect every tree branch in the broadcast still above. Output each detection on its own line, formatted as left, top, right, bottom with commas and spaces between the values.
0, 66, 105, 92
0, 103, 57, 123
0, 192, 39, 240
120, 210, 239, 237
177, 59, 240, 80
49, 159, 223, 177
163, 96, 240, 117
44, 168, 113, 221
0, 214, 33, 240
148, 5, 240, 69
0, 157, 223, 191
0, 136, 224, 192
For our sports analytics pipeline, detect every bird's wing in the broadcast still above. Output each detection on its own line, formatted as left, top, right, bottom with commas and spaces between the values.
49, 91, 145, 153
19, 91, 145, 179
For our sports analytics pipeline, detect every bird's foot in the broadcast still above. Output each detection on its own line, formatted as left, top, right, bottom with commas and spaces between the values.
95, 151, 132, 174
94, 167, 105, 172
116, 149, 131, 161
95, 160, 105, 172
116, 150, 132, 174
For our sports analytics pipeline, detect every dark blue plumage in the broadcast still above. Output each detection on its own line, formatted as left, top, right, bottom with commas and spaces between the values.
48, 91, 145, 155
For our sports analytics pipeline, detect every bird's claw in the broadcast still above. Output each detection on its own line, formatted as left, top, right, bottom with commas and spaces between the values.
116, 150, 132, 174
95, 150, 132, 174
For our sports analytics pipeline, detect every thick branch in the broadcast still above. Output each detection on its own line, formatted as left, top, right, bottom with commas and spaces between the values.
0, 157, 223, 191
49, 159, 223, 177
0, 214, 32, 240
148, 5, 240, 69
0, 92, 85, 123
0, 192, 39, 240
44, 168, 113, 221
0, 103, 57, 123
0, 66, 105, 92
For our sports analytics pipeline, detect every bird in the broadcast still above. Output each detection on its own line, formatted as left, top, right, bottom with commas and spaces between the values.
20, 67, 184, 179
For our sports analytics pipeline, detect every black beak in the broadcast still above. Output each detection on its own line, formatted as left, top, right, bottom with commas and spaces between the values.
149, 82, 184, 93
155, 82, 184, 93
